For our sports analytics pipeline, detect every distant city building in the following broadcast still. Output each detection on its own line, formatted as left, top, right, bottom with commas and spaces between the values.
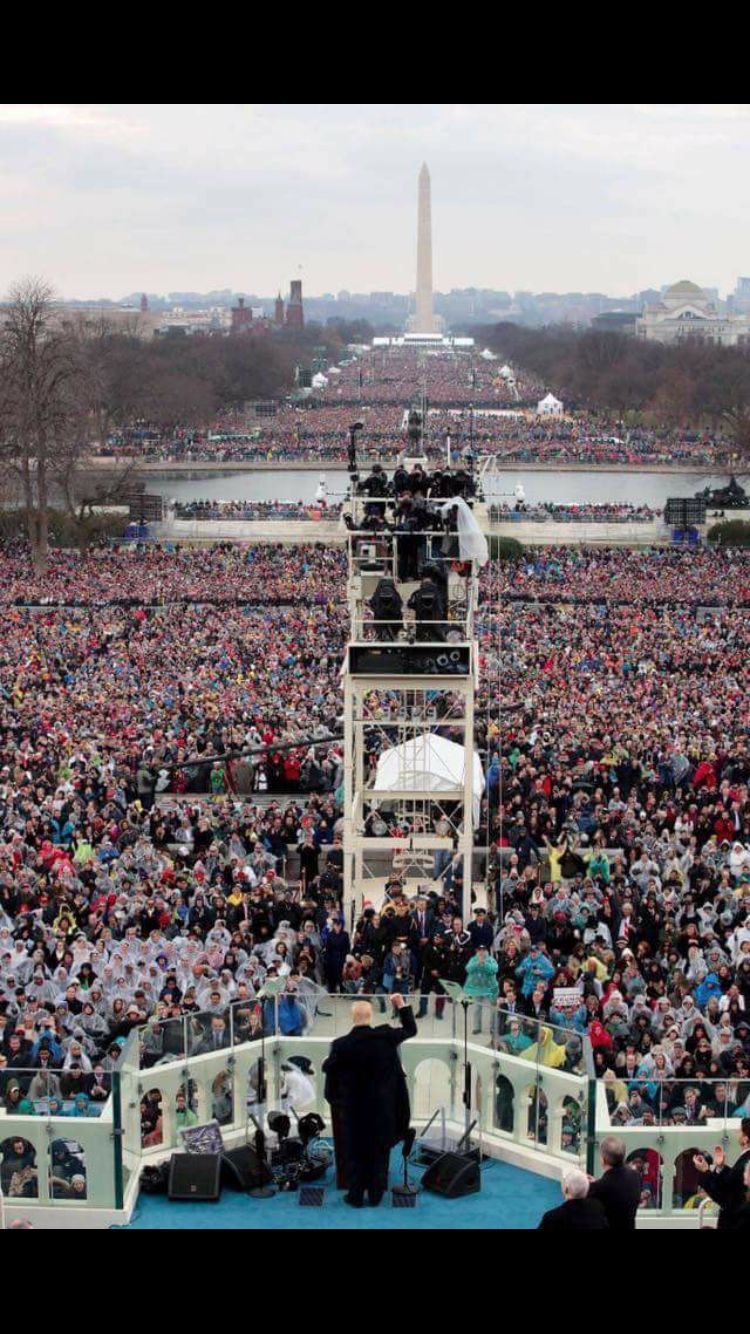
591, 310, 640, 334
140, 293, 149, 312
728, 276, 750, 315
51, 304, 161, 339
636, 279, 750, 346
230, 295, 253, 333
274, 292, 285, 326
286, 280, 304, 329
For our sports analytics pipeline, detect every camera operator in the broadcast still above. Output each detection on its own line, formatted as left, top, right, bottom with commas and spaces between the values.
357, 463, 389, 520
430, 467, 454, 500
392, 461, 411, 496
440, 503, 461, 561
393, 494, 420, 581
407, 463, 429, 499
368, 577, 403, 642
452, 463, 474, 500
408, 568, 448, 642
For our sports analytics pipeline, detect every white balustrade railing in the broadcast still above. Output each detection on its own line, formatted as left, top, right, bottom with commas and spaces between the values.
2, 1004, 746, 1227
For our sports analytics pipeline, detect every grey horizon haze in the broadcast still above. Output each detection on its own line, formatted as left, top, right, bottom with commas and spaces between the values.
1, 103, 750, 300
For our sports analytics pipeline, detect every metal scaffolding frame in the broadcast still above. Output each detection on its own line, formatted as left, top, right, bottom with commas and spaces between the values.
341, 526, 480, 920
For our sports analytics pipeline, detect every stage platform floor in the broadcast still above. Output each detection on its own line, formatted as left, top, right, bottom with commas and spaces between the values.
124, 1153, 559, 1230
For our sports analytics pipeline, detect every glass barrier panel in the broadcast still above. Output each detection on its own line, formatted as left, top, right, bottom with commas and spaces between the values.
0, 1079, 116, 1208
118, 1029, 143, 1196
1, 1067, 107, 1119
139, 1014, 188, 1069
186, 1008, 233, 1057
1, 1132, 41, 1201
601, 1075, 747, 1132
493, 1005, 586, 1076
49, 1132, 90, 1202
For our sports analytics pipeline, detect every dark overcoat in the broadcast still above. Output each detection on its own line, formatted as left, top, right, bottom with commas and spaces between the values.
323, 1006, 417, 1152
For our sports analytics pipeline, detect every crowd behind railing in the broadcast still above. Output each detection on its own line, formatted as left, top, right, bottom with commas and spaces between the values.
488, 502, 663, 524
173, 499, 344, 522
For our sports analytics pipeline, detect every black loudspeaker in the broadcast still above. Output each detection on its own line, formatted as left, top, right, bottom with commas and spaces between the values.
348, 644, 471, 676
664, 498, 686, 527
168, 1152, 222, 1201
665, 497, 706, 527
422, 1151, 481, 1199
221, 1145, 274, 1192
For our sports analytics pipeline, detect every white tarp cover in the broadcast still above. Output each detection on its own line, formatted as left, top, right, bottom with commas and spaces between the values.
439, 496, 490, 567
311, 372, 329, 388
480, 347, 496, 360
537, 392, 563, 414
373, 733, 485, 824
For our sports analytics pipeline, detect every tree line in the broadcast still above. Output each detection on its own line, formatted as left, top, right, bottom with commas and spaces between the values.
0, 279, 363, 572
473, 321, 750, 456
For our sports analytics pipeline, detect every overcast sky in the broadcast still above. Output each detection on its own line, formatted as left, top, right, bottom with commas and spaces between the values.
2, 103, 750, 301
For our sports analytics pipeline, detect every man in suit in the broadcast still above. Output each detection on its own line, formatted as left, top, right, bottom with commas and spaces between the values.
468, 907, 494, 951
538, 1168, 609, 1230
693, 1117, 750, 1230
323, 992, 416, 1207
411, 895, 434, 994
411, 895, 435, 945
198, 1015, 230, 1054
587, 1135, 641, 1231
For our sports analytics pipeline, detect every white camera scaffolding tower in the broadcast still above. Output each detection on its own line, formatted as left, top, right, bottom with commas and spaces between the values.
341, 494, 481, 921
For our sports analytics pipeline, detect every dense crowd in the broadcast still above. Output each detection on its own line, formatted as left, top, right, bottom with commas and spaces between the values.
97, 408, 740, 470
92, 346, 742, 468
174, 499, 343, 522
0, 533, 749, 1213
0, 544, 347, 606
489, 502, 662, 524
486, 590, 750, 1173
495, 546, 750, 606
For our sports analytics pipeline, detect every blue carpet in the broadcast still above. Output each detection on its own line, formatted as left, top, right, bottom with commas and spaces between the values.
127, 1152, 558, 1230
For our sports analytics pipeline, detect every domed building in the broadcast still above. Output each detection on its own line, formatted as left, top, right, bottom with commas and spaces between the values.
636, 279, 750, 345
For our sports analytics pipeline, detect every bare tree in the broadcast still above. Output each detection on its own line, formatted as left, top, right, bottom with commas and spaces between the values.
0, 278, 92, 573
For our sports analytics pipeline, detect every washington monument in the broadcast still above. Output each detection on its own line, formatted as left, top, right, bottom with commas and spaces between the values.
414, 162, 436, 333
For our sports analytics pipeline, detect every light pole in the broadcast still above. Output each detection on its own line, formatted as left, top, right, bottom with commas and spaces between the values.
439, 978, 474, 1139
348, 420, 364, 475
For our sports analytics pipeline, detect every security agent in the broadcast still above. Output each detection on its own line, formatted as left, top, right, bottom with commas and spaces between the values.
587, 1134, 641, 1231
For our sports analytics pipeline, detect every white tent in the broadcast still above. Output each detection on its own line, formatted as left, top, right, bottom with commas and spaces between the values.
537, 392, 563, 415
311, 372, 329, 389
373, 734, 485, 825
480, 347, 496, 361
499, 364, 513, 378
